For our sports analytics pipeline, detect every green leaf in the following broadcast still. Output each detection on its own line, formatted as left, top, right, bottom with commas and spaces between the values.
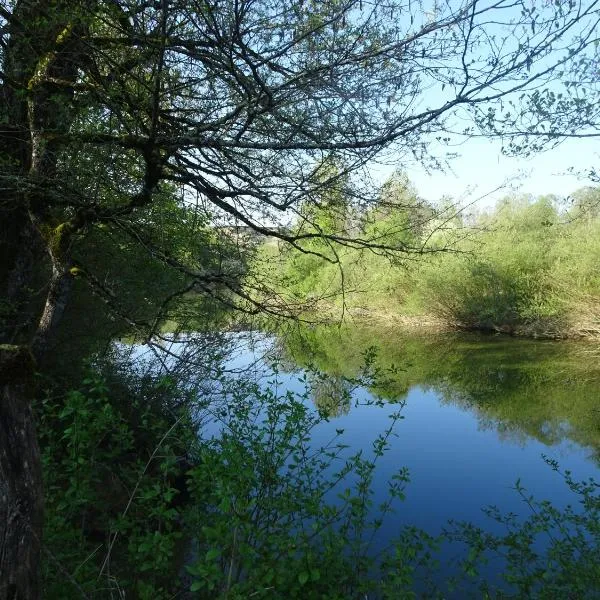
298, 571, 309, 585
205, 548, 220, 561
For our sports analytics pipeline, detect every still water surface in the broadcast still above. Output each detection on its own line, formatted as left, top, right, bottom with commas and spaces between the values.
139, 324, 600, 592
224, 326, 600, 570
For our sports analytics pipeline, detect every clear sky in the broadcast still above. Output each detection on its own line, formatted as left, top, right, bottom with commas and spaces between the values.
400, 135, 599, 209
372, 0, 600, 210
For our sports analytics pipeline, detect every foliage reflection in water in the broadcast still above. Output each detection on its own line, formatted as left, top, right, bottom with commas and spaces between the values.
231, 325, 600, 594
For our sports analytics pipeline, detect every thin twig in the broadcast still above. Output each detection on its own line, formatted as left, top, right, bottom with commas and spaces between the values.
98, 416, 184, 580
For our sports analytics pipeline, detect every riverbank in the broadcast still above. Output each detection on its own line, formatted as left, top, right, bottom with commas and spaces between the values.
308, 303, 600, 340
257, 190, 600, 343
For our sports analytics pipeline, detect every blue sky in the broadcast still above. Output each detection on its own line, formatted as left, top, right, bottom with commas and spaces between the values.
400, 135, 600, 208
383, 0, 600, 209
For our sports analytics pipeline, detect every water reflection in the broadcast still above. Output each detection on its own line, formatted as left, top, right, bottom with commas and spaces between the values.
275, 324, 600, 463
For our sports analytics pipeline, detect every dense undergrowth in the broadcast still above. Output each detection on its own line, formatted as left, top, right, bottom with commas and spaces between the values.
261, 177, 600, 338
38, 349, 600, 598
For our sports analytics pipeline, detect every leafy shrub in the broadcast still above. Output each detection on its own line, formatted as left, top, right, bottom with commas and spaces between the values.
268, 187, 600, 336
184, 372, 413, 599
39, 369, 194, 599
446, 457, 600, 598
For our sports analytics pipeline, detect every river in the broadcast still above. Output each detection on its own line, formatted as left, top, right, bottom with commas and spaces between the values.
135, 324, 600, 595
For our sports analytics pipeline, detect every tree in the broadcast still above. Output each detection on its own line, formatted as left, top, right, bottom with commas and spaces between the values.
363, 171, 433, 249
297, 158, 352, 238
465, 4, 600, 159
1, 0, 599, 595
569, 186, 600, 220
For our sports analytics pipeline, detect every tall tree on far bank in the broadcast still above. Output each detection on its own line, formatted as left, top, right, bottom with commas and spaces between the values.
1, 0, 599, 595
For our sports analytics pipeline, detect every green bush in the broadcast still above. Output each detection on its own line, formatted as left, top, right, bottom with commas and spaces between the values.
447, 457, 600, 598
39, 368, 195, 599
39, 358, 600, 598
265, 186, 600, 337
184, 372, 414, 599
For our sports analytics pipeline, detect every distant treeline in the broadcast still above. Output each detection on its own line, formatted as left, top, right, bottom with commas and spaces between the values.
258, 172, 600, 338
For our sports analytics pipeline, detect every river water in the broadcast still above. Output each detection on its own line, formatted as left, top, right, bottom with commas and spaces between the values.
233, 326, 600, 591
135, 324, 600, 594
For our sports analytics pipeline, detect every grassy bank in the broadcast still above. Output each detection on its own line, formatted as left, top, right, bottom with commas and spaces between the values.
255, 181, 600, 339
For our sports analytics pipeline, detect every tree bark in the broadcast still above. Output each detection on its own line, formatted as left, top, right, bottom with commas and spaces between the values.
0, 347, 42, 600
0, 3, 92, 595
32, 254, 74, 363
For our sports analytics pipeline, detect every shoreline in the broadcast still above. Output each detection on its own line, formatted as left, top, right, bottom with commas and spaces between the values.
314, 306, 600, 341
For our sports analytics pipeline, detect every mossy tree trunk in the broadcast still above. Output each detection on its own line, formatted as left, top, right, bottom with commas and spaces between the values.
0, 2, 90, 596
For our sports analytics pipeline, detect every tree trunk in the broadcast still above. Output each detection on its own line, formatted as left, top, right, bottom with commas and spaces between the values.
32, 255, 74, 363
0, 3, 91, 595
0, 347, 42, 600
